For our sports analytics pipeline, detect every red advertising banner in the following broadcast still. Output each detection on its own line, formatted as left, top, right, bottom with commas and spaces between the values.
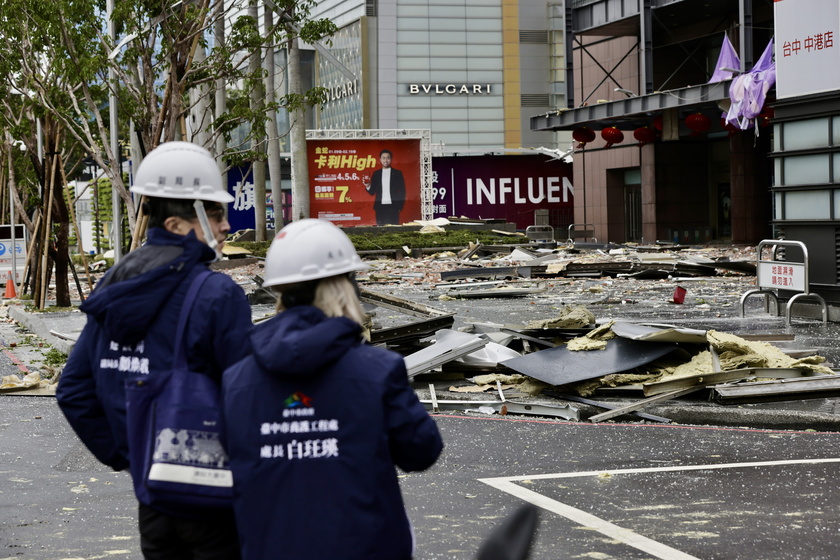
307, 138, 422, 227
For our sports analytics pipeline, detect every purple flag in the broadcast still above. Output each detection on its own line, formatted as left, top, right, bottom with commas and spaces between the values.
726, 39, 776, 130
709, 34, 741, 83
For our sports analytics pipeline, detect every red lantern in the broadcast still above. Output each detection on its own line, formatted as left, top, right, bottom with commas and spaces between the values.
633, 126, 657, 145
600, 127, 624, 148
573, 127, 596, 148
653, 115, 663, 131
685, 113, 711, 136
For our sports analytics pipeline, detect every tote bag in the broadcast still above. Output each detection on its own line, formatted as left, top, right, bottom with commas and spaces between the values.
125, 270, 233, 510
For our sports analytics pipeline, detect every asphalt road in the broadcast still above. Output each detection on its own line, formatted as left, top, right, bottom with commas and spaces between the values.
4, 396, 840, 560
3, 267, 840, 558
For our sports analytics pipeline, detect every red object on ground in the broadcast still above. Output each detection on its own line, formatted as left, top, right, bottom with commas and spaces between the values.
3, 271, 16, 299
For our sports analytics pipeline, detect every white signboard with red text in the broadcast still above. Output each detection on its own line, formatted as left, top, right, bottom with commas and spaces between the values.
757, 261, 806, 292
774, 0, 840, 98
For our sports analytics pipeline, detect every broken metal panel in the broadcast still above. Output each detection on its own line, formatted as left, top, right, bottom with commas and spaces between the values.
359, 288, 451, 318
404, 330, 489, 378
549, 393, 671, 423
611, 322, 708, 344
642, 367, 807, 397
437, 280, 506, 290
499, 328, 556, 348
713, 375, 840, 404
498, 401, 579, 421
440, 266, 532, 281
423, 381, 579, 420
369, 315, 455, 346
501, 337, 678, 387
445, 282, 547, 299
589, 387, 703, 423
421, 397, 579, 421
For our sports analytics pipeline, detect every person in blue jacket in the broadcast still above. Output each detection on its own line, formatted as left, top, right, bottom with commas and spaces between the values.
222, 219, 443, 560
56, 142, 252, 559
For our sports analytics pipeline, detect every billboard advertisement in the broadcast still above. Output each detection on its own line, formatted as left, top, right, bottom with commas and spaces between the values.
307, 138, 422, 227
774, 0, 840, 98
431, 155, 574, 229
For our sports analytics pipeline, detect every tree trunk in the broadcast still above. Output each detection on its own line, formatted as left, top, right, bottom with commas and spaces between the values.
289, 30, 309, 222
264, 7, 283, 232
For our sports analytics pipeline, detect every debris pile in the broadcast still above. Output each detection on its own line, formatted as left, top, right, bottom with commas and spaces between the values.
0, 372, 49, 393
51, 229, 833, 426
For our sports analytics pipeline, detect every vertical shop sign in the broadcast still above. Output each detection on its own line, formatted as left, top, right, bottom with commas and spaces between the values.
775, 0, 840, 98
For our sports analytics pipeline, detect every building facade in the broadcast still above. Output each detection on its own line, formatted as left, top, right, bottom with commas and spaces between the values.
770, 0, 840, 305
303, 0, 566, 153
531, 0, 775, 246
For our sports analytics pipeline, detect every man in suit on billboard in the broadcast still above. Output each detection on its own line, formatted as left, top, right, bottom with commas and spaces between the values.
362, 149, 406, 225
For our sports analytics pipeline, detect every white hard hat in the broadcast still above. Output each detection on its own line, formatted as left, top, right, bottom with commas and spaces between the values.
263, 219, 369, 287
130, 141, 233, 203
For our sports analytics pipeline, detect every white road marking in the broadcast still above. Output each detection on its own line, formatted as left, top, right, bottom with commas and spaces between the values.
479, 458, 840, 559
481, 457, 840, 483
480, 478, 701, 560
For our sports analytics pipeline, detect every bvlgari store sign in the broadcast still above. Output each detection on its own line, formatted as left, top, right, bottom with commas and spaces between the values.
407, 83, 493, 95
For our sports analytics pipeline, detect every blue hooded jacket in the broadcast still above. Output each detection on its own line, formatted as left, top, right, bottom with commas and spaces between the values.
57, 228, 253, 508
222, 305, 443, 560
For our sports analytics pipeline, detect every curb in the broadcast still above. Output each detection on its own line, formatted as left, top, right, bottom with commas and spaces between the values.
6, 305, 79, 355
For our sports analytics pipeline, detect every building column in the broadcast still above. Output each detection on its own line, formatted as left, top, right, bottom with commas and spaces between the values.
729, 131, 772, 244
640, 142, 657, 243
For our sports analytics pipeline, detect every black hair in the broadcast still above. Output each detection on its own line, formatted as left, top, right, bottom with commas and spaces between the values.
142, 197, 225, 228
379, 149, 393, 158
276, 273, 359, 309
279, 281, 319, 309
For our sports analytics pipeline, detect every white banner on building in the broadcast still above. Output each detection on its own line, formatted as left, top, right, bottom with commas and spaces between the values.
775, 0, 840, 98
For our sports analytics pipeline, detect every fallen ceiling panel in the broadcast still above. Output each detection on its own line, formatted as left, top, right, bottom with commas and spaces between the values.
440, 266, 532, 281
404, 329, 489, 378
611, 322, 708, 344
370, 315, 455, 346
500, 337, 678, 386
643, 367, 806, 397
713, 375, 840, 404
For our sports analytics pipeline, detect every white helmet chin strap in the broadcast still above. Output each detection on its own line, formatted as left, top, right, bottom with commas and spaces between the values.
193, 200, 222, 261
